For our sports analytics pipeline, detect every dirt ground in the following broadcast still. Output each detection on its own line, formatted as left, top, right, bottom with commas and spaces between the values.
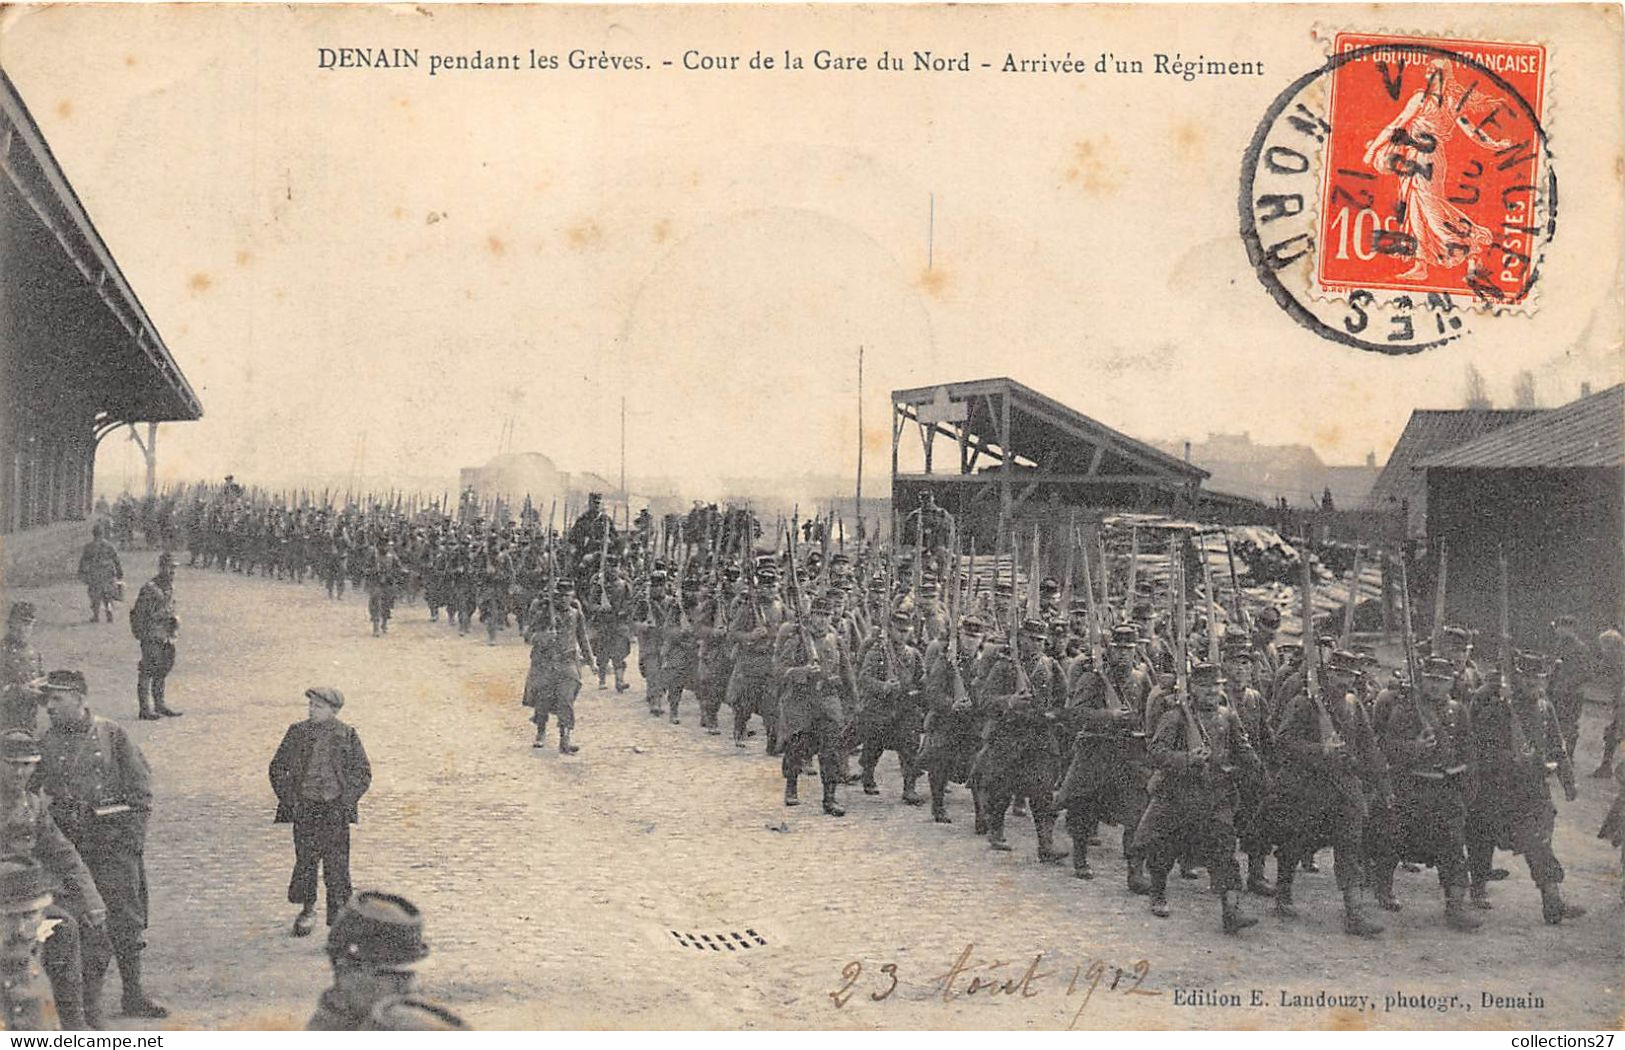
9, 550, 1622, 1030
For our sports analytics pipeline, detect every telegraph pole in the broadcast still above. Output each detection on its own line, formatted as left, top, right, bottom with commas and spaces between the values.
855, 346, 864, 528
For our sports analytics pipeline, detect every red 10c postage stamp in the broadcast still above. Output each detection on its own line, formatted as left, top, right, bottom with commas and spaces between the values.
1317, 32, 1548, 305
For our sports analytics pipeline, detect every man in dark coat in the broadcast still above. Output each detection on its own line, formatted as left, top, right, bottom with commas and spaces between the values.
1465, 651, 1585, 924
76, 524, 123, 625
269, 687, 372, 936
523, 581, 595, 754
129, 553, 181, 720
34, 671, 167, 1019
773, 595, 853, 816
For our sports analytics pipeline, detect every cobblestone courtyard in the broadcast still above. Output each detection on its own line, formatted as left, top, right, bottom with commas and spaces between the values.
10, 552, 1623, 1030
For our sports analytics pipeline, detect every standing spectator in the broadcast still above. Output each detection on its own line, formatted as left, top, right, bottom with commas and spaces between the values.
75, 524, 123, 626
34, 671, 168, 1020
269, 688, 371, 937
1592, 627, 1624, 778
129, 554, 181, 720
2, 603, 46, 734
1549, 614, 1591, 757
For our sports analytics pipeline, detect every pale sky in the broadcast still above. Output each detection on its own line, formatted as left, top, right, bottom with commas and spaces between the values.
5, 4, 1621, 496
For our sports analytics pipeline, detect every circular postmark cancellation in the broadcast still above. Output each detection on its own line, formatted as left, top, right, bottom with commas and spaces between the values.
1241, 33, 1555, 354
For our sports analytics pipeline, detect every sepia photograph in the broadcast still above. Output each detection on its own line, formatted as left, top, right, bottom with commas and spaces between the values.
0, 1, 1621, 1033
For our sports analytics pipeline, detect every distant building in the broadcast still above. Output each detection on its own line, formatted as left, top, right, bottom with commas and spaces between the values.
1153, 432, 1379, 509
458, 452, 640, 519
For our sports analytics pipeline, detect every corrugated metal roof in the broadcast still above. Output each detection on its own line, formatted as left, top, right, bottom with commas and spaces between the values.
1365, 408, 1542, 533
1418, 384, 1624, 469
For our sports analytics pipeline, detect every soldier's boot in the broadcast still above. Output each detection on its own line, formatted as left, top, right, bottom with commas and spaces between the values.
115, 953, 169, 1019
860, 763, 880, 796
292, 905, 317, 937
1036, 818, 1070, 864
1245, 853, 1276, 897
1539, 882, 1586, 925
1274, 873, 1300, 919
930, 776, 951, 824
1468, 875, 1493, 910
615, 668, 630, 693
137, 676, 159, 721
668, 695, 681, 725
1073, 840, 1094, 880
1373, 864, 1403, 912
972, 788, 989, 835
1012, 799, 1028, 818
1126, 853, 1152, 896
152, 678, 182, 718
1342, 885, 1385, 938
900, 772, 924, 807
558, 728, 580, 755
1444, 884, 1483, 932
532, 718, 549, 749
987, 814, 1013, 852
598, 672, 607, 690
783, 777, 800, 807
1149, 870, 1171, 918
1220, 890, 1257, 935
821, 777, 845, 818
81, 948, 109, 1031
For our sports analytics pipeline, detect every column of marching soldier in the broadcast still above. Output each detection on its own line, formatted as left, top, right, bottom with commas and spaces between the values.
8, 482, 1622, 1029
177, 482, 1620, 927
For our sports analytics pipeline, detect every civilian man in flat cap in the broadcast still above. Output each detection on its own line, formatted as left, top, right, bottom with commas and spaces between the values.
309, 891, 432, 1030
2, 603, 47, 735
33, 671, 167, 1019
269, 688, 373, 937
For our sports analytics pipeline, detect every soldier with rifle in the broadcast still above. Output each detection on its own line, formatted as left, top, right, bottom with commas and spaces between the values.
587, 525, 634, 693
1368, 647, 1481, 929
854, 610, 925, 805
1133, 660, 1261, 932
772, 593, 852, 816
1058, 623, 1153, 889
633, 569, 678, 720
918, 613, 988, 824
977, 619, 1069, 862
1219, 634, 1276, 898
521, 580, 595, 754
725, 560, 786, 752
1464, 551, 1585, 923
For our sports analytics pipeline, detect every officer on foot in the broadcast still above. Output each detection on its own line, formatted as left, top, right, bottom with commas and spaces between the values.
34, 672, 168, 1019
129, 554, 181, 720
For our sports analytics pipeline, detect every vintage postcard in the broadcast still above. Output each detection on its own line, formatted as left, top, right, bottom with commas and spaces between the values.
0, 1, 1621, 1034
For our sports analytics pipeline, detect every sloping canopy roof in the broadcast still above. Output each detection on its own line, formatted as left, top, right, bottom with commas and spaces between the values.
1365, 408, 1541, 531
1419, 384, 1623, 470
1, 70, 201, 423
894, 376, 1208, 486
